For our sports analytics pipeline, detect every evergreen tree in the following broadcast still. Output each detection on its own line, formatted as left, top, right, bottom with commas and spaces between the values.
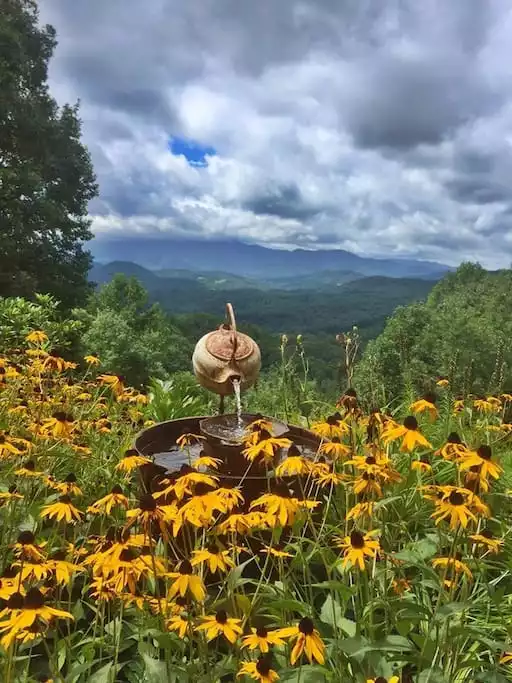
0, 0, 97, 307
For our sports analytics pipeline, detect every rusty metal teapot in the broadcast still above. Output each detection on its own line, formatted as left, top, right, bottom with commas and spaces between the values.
192, 303, 261, 397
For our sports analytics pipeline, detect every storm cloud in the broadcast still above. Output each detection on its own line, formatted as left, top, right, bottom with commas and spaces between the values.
38, 0, 512, 267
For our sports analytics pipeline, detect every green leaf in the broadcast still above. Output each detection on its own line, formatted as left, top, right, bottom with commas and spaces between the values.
142, 653, 170, 683
281, 665, 329, 682
319, 594, 343, 627
89, 662, 123, 683
418, 668, 449, 683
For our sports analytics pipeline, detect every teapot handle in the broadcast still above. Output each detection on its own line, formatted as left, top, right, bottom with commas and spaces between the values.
226, 303, 238, 359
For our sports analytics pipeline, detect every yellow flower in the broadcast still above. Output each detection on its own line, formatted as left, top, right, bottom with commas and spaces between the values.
336, 529, 380, 571
192, 455, 222, 470
382, 416, 432, 452
87, 486, 129, 514
367, 678, 399, 683
319, 438, 351, 460
40, 411, 75, 439
411, 457, 432, 473
191, 545, 235, 574
238, 656, 279, 682
98, 373, 125, 396
242, 626, 287, 653
346, 502, 374, 522
432, 554, 472, 580
250, 489, 318, 528
26, 331, 48, 345
84, 355, 100, 366
458, 445, 502, 482
40, 496, 83, 524
243, 435, 292, 465
12, 531, 46, 562
275, 455, 312, 477
0, 588, 73, 648
410, 394, 438, 420
167, 560, 206, 602
176, 433, 206, 449
115, 449, 152, 473
278, 617, 325, 665
311, 414, 349, 440
435, 432, 468, 461
430, 488, 486, 529
195, 610, 243, 643
469, 529, 503, 554
436, 378, 449, 388
166, 615, 190, 639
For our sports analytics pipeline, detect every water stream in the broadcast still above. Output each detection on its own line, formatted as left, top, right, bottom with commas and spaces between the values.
232, 377, 243, 430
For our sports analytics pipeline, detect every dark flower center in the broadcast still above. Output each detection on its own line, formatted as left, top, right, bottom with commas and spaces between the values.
111, 485, 123, 495
350, 530, 365, 549
256, 656, 272, 675
477, 445, 492, 461
179, 560, 193, 575
53, 411, 67, 421
298, 616, 314, 635
481, 528, 494, 539
258, 429, 273, 440
7, 592, 24, 610
206, 544, 220, 555
469, 464, 481, 473
124, 448, 138, 457
326, 414, 340, 426
365, 456, 376, 465
423, 392, 437, 404
139, 493, 157, 511
0, 436, 4, 444
449, 491, 464, 506
403, 415, 418, 430
120, 548, 136, 562
175, 596, 187, 607
59, 495, 72, 504
194, 482, 214, 496
375, 678, 388, 683
8, 485, 17, 494
24, 461, 36, 471
65, 473, 77, 483
25, 588, 45, 610
17, 530, 35, 545
256, 626, 268, 638
51, 550, 67, 561
447, 432, 462, 444
215, 610, 228, 624
288, 443, 302, 457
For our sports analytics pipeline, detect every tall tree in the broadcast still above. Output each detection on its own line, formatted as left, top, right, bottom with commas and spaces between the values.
0, 0, 98, 307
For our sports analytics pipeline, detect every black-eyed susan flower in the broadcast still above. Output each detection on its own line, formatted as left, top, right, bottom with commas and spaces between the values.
40, 411, 75, 439
470, 528, 503, 554
311, 463, 348, 487
15, 460, 47, 479
260, 545, 293, 559
383, 416, 432, 452
410, 393, 438, 420
275, 453, 312, 477
176, 433, 206, 449
87, 485, 129, 514
116, 448, 152, 473
500, 652, 512, 665
336, 529, 380, 571
0, 588, 73, 647
167, 560, 206, 601
458, 445, 502, 483
26, 330, 48, 345
195, 609, 243, 643
191, 544, 235, 574
216, 510, 268, 535
319, 438, 351, 460
48, 550, 83, 586
156, 470, 219, 501
278, 617, 325, 665
432, 553, 472, 580
192, 455, 222, 470
353, 473, 383, 498
242, 626, 287, 653
238, 655, 279, 682
436, 432, 468, 461
243, 433, 293, 465
436, 378, 449, 388
166, 614, 190, 639
411, 456, 432, 473
126, 493, 174, 540
215, 486, 245, 512
367, 677, 399, 683
40, 495, 82, 524
474, 396, 501, 413
311, 414, 349, 440
430, 489, 479, 529
84, 354, 100, 366
0, 432, 22, 458
98, 373, 125, 396
250, 487, 318, 528
0, 486, 23, 505
12, 531, 46, 562
346, 501, 375, 522
51, 473, 83, 497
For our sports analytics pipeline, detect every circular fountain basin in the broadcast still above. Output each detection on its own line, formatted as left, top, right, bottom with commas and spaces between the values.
134, 413, 320, 488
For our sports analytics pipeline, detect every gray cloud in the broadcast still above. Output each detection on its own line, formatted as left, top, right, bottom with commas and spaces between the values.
37, 0, 512, 268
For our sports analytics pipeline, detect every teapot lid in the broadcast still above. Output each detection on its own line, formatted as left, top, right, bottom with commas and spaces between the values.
206, 326, 254, 362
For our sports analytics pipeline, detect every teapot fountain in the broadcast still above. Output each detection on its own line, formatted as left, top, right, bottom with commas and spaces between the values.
134, 304, 320, 503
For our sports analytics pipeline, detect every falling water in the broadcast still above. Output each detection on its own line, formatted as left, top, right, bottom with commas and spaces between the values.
232, 377, 243, 430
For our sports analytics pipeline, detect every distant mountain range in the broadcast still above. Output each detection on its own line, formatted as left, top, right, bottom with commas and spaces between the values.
90, 238, 451, 280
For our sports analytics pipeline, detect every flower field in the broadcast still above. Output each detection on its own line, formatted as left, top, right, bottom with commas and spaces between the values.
1, 332, 512, 682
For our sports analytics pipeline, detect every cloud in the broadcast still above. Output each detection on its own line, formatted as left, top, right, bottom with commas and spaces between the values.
37, 0, 512, 268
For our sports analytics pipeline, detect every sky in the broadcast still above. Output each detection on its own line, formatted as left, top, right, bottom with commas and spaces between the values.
37, 0, 512, 268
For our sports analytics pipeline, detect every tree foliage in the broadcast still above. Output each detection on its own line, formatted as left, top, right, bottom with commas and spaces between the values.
0, 0, 97, 307
355, 263, 512, 402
